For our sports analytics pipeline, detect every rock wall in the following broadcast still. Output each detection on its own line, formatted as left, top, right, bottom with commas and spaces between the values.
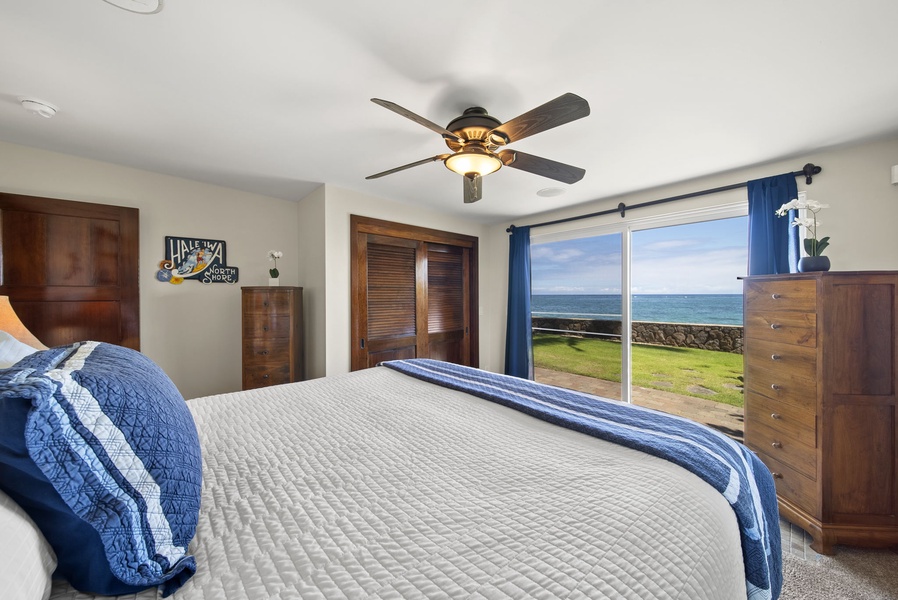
532, 317, 743, 354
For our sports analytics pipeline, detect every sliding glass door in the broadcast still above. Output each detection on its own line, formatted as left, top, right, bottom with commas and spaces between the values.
530, 232, 626, 401
529, 204, 748, 437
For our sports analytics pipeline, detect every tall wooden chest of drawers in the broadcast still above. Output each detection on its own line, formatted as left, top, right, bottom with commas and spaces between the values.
241, 286, 303, 390
742, 272, 898, 553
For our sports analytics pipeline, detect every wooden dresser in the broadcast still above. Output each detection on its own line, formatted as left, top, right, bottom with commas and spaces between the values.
241, 286, 304, 390
742, 272, 898, 553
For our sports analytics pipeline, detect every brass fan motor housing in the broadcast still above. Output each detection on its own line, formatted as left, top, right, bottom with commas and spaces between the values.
444, 107, 506, 152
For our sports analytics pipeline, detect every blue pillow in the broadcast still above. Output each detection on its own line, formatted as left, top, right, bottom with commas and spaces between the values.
0, 342, 201, 597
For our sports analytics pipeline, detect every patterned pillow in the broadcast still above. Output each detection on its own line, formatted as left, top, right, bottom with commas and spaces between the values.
0, 341, 201, 597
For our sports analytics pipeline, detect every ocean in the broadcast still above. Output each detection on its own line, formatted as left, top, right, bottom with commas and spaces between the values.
531, 294, 743, 326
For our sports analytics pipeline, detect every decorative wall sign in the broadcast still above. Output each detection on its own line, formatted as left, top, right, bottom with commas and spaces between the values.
156, 236, 239, 285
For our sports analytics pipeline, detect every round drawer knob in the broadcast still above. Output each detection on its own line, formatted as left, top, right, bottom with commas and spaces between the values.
771, 413, 782, 420
771, 293, 781, 300
261, 350, 269, 355
771, 472, 783, 479
771, 441, 783, 448
771, 354, 781, 361
262, 374, 269, 379
770, 323, 781, 330
263, 326, 269, 331
771, 383, 781, 391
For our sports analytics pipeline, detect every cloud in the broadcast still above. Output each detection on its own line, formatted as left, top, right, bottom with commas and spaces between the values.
640, 239, 699, 251
530, 246, 585, 262
530, 216, 748, 295
534, 285, 588, 293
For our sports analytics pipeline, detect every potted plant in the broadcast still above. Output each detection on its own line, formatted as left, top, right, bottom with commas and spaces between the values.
267, 250, 283, 285
775, 198, 830, 272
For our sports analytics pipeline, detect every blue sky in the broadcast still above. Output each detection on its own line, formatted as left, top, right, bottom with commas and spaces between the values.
531, 216, 748, 295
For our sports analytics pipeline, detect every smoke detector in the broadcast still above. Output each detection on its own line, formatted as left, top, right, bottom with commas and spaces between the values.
20, 99, 58, 119
101, 0, 163, 14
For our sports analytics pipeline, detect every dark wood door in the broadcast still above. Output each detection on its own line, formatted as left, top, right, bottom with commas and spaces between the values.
351, 216, 478, 371
427, 243, 470, 365
0, 192, 140, 349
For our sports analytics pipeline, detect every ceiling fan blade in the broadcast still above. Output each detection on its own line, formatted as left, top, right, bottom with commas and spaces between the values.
463, 174, 482, 203
489, 93, 590, 145
366, 155, 449, 180
498, 149, 586, 184
371, 98, 464, 143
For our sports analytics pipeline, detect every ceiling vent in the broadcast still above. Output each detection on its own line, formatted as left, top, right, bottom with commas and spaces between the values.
101, 0, 164, 14
20, 99, 58, 119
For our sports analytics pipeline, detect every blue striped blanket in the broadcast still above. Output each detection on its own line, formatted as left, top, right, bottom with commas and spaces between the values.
382, 359, 782, 600
0, 341, 201, 596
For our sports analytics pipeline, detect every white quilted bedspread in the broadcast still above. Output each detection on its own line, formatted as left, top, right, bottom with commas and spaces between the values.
49, 367, 746, 600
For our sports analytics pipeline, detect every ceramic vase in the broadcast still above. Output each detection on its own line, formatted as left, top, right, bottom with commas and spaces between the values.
797, 256, 831, 273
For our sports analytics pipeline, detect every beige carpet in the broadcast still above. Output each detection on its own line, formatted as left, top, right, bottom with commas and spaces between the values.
779, 519, 898, 600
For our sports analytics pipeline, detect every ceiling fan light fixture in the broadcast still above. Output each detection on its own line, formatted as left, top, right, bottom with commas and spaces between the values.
444, 148, 502, 178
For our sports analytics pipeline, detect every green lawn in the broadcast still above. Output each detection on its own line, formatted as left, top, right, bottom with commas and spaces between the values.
532, 333, 744, 407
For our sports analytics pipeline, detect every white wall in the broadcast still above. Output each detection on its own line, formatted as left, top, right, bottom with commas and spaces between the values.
0, 142, 499, 392
296, 186, 327, 379
0, 141, 302, 399
6, 133, 896, 391
478, 134, 898, 371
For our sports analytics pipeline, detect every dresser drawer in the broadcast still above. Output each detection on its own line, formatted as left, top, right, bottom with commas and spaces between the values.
755, 451, 818, 516
744, 278, 816, 313
744, 392, 816, 446
746, 419, 816, 479
744, 310, 816, 347
744, 338, 816, 382
242, 313, 294, 339
743, 359, 816, 409
242, 364, 291, 388
242, 338, 291, 366
243, 289, 293, 314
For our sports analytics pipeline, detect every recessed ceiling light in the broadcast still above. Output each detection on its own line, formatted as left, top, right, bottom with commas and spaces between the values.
536, 187, 566, 198
20, 99, 58, 119
101, 0, 163, 14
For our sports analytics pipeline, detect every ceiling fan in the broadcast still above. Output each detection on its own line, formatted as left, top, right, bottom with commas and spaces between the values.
366, 93, 590, 203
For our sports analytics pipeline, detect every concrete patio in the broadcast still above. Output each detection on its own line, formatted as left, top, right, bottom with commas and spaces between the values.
534, 367, 745, 442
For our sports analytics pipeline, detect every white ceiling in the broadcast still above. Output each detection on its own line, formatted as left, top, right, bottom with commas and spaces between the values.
2, 1, 898, 224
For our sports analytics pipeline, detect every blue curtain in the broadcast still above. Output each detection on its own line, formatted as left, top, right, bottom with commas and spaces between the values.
747, 174, 799, 275
504, 226, 533, 379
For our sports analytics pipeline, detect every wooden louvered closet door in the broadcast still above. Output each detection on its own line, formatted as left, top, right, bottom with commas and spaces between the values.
359, 235, 425, 365
427, 244, 470, 365
351, 215, 478, 371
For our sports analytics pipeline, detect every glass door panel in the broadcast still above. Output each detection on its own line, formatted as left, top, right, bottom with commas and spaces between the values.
530, 233, 624, 400
630, 217, 747, 440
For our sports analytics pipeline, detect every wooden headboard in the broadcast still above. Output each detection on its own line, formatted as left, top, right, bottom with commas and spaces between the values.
0, 192, 140, 349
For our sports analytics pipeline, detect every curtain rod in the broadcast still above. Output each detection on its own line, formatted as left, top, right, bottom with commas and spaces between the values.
506, 162, 822, 233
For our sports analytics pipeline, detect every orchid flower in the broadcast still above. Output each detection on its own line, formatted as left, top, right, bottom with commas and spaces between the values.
776, 198, 830, 257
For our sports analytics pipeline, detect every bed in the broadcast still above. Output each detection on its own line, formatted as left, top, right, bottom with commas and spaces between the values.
1, 340, 781, 600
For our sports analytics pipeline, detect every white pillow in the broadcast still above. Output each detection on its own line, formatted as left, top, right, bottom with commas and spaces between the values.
0, 330, 39, 368
0, 489, 57, 600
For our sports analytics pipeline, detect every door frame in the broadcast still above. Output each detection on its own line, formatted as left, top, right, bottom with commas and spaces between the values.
350, 215, 479, 370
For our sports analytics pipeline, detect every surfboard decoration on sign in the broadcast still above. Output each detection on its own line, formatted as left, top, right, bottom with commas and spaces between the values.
156, 236, 239, 285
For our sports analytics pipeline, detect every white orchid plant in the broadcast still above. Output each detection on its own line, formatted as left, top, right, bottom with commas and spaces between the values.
775, 198, 830, 257
267, 250, 283, 278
